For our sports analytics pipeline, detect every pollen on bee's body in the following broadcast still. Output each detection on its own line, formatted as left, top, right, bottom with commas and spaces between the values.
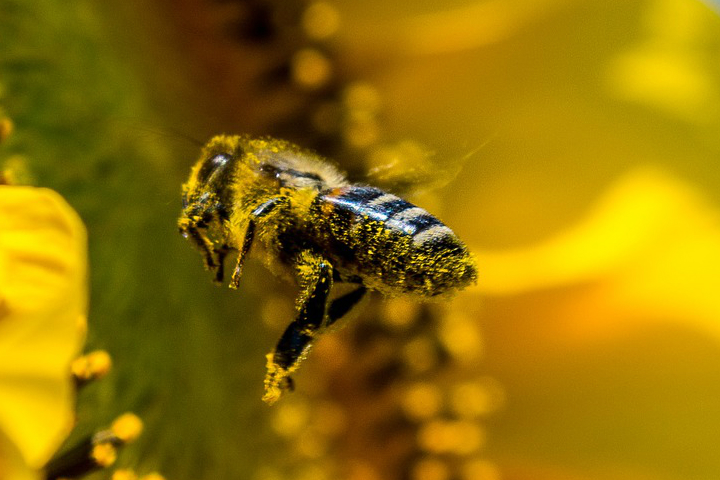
179, 134, 478, 404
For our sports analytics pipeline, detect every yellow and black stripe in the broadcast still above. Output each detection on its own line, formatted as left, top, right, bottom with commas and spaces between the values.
318, 186, 458, 247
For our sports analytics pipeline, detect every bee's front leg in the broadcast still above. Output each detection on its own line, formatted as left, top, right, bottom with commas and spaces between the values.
263, 251, 333, 404
212, 243, 231, 284
178, 217, 218, 272
229, 197, 287, 289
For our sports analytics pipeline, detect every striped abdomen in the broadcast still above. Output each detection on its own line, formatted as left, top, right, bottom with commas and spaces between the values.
311, 186, 477, 296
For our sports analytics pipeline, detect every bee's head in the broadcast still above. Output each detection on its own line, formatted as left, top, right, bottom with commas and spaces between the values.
179, 141, 243, 246
181, 152, 231, 209
180, 136, 252, 218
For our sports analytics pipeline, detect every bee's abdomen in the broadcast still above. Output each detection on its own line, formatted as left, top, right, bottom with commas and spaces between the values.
313, 186, 476, 296
320, 186, 455, 246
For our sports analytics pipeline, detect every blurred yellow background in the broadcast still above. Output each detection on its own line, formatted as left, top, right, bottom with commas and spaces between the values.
3, 0, 720, 479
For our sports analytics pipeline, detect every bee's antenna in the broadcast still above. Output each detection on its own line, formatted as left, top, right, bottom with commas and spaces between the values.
108, 117, 204, 147
151, 125, 204, 147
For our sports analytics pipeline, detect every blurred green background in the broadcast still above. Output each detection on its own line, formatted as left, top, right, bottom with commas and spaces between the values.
3, 0, 720, 479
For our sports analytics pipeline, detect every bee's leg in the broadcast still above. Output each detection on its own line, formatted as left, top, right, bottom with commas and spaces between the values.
326, 286, 367, 327
179, 202, 227, 274
180, 220, 217, 271
229, 197, 287, 289
213, 243, 231, 284
229, 221, 255, 289
263, 252, 333, 404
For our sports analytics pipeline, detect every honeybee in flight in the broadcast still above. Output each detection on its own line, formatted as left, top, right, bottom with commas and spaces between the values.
179, 135, 477, 404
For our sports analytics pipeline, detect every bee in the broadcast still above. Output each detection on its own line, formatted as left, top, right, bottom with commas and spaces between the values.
179, 135, 477, 404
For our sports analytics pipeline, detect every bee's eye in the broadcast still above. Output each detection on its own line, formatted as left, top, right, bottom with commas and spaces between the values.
210, 153, 229, 168
259, 163, 279, 177
198, 153, 231, 182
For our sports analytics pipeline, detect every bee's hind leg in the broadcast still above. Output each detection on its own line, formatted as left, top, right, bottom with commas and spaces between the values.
327, 286, 367, 327
263, 251, 333, 405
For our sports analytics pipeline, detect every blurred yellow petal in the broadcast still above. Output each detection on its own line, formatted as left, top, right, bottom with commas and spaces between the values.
0, 186, 87, 469
604, 0, 720, 124
0, 430, 40, 480
349, 0, 570, 56
473, 168, 720, 340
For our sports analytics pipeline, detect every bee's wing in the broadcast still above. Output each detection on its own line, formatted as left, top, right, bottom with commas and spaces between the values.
363, 137, 493, 196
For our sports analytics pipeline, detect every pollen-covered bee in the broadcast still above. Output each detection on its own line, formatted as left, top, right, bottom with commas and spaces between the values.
179, 135, 477, 404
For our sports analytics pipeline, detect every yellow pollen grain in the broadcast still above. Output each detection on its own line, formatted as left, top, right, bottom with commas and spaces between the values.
411, 457, 450, 480
343, 82, 382, 113
461, 459, 501, 480
91, 443, 117, 467
111, 413, 144, 443
139, 473, 167, 480
402, 336, 438, 373
263, 385, 283, 405
302, 2, 341, 40
292, 49, 332, 89
439, 312, 482, 362
112, 469, 138, 480
0, 117, 13, 142
381, 298, 419, 329
71, 350, 112, 380
402, 382, 443, 420
450, 378, 505, 418
71, 357, 91, 380
417, 420, 451, 453
452, 421, 486, 455
264, 353, 295, 405
417, 420, 485, 455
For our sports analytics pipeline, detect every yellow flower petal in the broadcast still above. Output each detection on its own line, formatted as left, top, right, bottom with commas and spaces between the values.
473, 168, 720, 340
0, 430, 41, 480
0, 186, 87, 469
473, 169, 709, 292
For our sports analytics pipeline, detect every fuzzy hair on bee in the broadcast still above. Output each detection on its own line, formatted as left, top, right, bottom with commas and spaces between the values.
179, 135, 477, 404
